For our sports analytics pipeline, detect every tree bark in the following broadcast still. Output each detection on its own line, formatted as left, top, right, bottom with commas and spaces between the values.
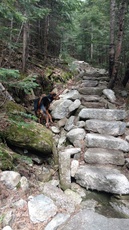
122, 62, 129, 87
108, 0, 126, 89
109, 0, 116, 77
43, 14, 50, 63
22, 17, 29, 73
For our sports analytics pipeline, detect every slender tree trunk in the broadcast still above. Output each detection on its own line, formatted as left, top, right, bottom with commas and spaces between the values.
43, 14, 50, 63
108, 0, 126, 89
122, 62, 129, 87
91, 24, 93, 61
109, 0, 116, 77
22, 18, 29, 73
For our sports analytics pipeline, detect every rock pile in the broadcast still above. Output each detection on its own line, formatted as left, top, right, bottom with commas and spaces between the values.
1, 62, 129, 230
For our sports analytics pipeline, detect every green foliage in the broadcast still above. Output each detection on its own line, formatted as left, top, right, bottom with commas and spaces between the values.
0, 68, 39, 94
11, 74, 39, 94
0, 68, 20, 81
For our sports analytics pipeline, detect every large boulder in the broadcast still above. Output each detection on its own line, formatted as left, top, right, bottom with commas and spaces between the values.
75, 165, 129, 194
2, 121, 54, 154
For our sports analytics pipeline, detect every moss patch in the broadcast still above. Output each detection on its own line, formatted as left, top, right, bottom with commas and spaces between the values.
2, 121, 54, 154
0, 144, 18, 170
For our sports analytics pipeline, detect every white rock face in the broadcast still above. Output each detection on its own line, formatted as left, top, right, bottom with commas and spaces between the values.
85, 133, 129, 152
103, 88, 116, 103
28, 194, 57, 223
85, 119, 126, 136
60, 89, 81, 100
0, 171, 21, 189
44, 213, 70, 230
66, 128, 86, 147
75, 165, 129, 194
79, 108, 126, 121
59, 209, 129, 230
51, 99, 73, 119
84, 148, 125, 165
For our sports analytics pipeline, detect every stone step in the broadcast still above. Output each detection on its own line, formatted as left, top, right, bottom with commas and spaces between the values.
79, 80, 99, 87
79, 108, 126, 121
85, 119, 126, 136
75, 165, 129, 194
81, 101, 105, 108
85, 133, 129, 152
78, 86, 105, 96
84, 148, 125, 165
80, 95, 101, 102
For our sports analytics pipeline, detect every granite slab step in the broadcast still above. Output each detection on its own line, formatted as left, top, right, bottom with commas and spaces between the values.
84, 148, 125, 165
85, 119, 126, 136
85, 133, 129, 152
79, 108, 126, 121
78, 86, 105, 96
75, 165, 129, 194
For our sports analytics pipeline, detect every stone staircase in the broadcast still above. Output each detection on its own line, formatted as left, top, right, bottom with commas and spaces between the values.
72, 70, 129, 195
57, 67, 129, 195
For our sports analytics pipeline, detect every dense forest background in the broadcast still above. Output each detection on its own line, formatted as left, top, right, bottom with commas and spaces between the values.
0, 0, 129, 90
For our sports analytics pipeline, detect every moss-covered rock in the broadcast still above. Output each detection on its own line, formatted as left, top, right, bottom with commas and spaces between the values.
0, 144, 18, 170
2, 120, 54, 154
5, 101, 26, 115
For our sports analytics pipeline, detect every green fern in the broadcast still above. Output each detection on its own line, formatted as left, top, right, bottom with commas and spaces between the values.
0, 68, 20, 81
0, 68, 39, 94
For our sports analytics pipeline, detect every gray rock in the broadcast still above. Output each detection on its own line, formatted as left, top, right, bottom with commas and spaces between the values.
20, 176, 29, 191
79, 80, 98, 87
60, 89, 81, 100
81, 101, 106, 108
28, 194, 57, 223
57, 117, 67, 128
76, 120, 85, 128
110, 199, 129, 217
71, 183, 86, 198
59, 149, 71, 190
85, 133, 129, 152
50, 126, 60, 134
64, 116, 75, 131
45, 213, 70, 230
103, 89, 116, 103
64, 189, 82, 205
51, 99, 73, 119
0, 171, 21, 189
58, 209, 129, 230
66, 128, 86, 147
80, 95, 101, 102
42, 183, 76, 213
84, 148, 125, 165
85, 119, 126, 136
2, 227, 13, 230
71, 159, 79, 177
79, 108, 126, 121
68, 99, 81, 112
78, 87, 104, 96
75, 165, 129, 194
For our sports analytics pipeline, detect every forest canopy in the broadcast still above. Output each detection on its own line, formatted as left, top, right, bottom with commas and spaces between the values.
0, 0, 129, 88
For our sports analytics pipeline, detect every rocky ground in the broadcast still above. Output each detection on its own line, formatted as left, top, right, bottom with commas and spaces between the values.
1, 61, 129, 230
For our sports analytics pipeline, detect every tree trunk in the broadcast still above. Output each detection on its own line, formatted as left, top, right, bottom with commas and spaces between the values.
22, 18, 29, 73
91, 24, 93, 61
43, 14, 50, 63
109, 0, 116, 77
108, 0, 126, 89
122, 62, 129, 87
